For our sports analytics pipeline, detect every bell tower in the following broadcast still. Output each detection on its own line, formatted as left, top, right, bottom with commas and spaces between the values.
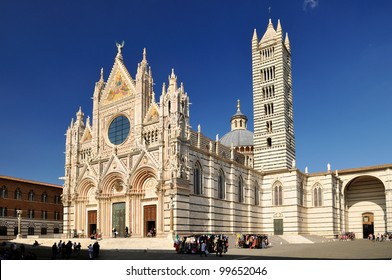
252, 19, 295, 171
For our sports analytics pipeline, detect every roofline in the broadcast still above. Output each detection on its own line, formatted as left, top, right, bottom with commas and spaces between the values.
337, 163, 392, 175
0, 175, 63, 189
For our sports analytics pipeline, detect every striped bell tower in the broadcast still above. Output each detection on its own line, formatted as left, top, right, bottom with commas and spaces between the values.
252, 19, 295, 171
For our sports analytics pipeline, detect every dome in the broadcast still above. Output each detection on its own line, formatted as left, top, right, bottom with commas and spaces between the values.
220, 129, 254, 147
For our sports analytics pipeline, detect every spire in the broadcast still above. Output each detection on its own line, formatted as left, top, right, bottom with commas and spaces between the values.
260, 18, 276, 43
100, 67, 104, 82
284, 32, 291, 52
168, 68, 178, 92
277, 19, 282, 32
162, 82, 166, 95
143, 48, 147, 61
76, 107, 84, 126
237, 99, 241, 111
252, 28, 258, 42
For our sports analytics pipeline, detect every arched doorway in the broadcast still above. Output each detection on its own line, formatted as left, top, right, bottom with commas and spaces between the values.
345, 176, 386, 238
362, 212, 374, 239
130, 167, 159, 237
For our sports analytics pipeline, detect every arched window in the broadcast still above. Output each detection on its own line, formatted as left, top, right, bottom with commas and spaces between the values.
218, 169, 226, 199
273, 182, 283, 206
313, 184, 323, 207
28, 190, 35, 201
41, 192, 48, 203
298, 182, 304, 206
14, 188, 22, 200
238, 176, 244, 203
1, 186, 7, 199
254, 184, 260, 206
193, 161, 203, 195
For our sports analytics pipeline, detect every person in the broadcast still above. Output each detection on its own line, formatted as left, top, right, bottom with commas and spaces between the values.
200, 241, 207, 257
52, 242, 57, 259
75, 242, 81, 255
33, 240, 39, 247
88, 244, 93, 259
113, 228, 117, 238
20, 244, 25, 257
125, 226, 129, 237
216, 238, 223, 257
93, 241, 100, 258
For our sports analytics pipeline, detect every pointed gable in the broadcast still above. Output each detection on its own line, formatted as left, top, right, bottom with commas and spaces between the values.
81, 126, 92, 142
102, 58, 136, 105
144, 102, 160, 124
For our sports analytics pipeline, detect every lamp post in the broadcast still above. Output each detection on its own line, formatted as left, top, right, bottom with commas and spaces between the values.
169, 193, 175, 235
16, 210, 22, 239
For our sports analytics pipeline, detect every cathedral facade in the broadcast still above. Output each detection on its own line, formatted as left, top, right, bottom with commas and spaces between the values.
62, 19, 392, 239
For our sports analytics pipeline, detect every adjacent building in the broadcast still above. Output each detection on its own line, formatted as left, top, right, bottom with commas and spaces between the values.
62, 19, 392, 239
0, 175, 63, 239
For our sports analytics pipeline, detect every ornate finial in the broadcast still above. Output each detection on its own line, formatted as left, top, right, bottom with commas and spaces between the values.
237, 99, 241, 111
100, 67, 104, 81
143, 48, 147, 61
116, 41, 125, 58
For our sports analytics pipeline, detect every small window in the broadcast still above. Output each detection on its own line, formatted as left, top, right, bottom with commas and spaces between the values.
0, 207, 7, 217
0, 186, 7, 198
41, 192, 48, 203
218, 170, 226, 200
0, 226, 7, 236
238, 176, 244, 203
273, 183, 283, 206
41, 228, 47, 235
267, 138, 272, 147
28, 227, 35, 235
193, 162, 203, 195
54, 195, 61, 204
14, 188, 22, 200
313, 184, 323, 207
28, 190, 35, 201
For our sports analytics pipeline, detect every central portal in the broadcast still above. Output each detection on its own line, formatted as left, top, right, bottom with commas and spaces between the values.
112, 202, 125, 237
144, 205, 156, 237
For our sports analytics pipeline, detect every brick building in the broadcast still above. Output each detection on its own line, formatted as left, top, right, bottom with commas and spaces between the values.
0, 175, 63, 239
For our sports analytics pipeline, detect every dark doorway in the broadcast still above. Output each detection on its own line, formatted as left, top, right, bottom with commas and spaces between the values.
362, 213, 374, 239
112, 202, 125, 237
88, 210, 97, 237
274, 219, 283, 235
144, 205, 156, 237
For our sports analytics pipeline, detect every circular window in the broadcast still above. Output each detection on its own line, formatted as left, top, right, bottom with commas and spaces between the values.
108, 115, 130, 145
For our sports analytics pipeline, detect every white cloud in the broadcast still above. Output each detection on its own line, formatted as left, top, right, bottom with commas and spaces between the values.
303, 0, 319, 10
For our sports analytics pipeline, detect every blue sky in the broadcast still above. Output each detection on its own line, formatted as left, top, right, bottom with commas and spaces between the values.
0, 0, 391, 185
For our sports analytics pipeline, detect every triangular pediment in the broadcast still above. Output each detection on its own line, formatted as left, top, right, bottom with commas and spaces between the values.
76, 162, 98, 185
102, 154, 128, 178
143, 101, 160, 124
81, 126, 92, 143
102, 60, 136, 105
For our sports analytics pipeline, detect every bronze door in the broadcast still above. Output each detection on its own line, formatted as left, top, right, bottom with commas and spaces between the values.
88, 210, 97, 237
112, 202, 126, 237
144, 205, 156, 236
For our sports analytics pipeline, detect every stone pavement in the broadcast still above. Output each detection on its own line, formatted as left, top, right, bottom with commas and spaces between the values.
4, 236, 392, 260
